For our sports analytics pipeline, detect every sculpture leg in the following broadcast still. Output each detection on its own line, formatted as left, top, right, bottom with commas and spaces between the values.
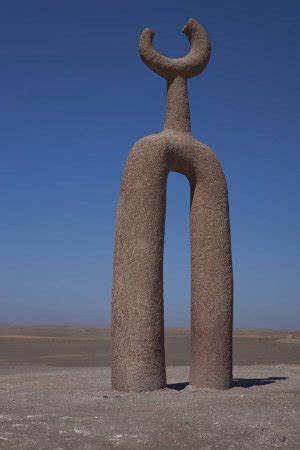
189, 171, 233, 389
112, 137, 168, 391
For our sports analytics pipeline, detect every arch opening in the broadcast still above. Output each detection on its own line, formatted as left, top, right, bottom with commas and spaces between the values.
164, 172, 191, 370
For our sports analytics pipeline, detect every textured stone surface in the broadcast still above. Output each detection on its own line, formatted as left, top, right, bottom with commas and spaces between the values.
112, 19, 233, 391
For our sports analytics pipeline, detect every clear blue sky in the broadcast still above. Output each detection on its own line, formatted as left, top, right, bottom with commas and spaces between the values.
1, 0, 299, 329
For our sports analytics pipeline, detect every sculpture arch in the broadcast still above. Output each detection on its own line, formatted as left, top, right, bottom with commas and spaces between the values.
112, 19, 233, 392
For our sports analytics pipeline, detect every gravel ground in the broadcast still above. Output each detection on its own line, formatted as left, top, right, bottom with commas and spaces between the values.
0, 364, 299, 449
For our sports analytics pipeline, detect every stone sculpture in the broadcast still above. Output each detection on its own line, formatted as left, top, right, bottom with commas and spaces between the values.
111, 19, 233, 392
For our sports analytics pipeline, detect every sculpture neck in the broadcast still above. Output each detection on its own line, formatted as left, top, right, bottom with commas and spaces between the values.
164, 76, 191, 133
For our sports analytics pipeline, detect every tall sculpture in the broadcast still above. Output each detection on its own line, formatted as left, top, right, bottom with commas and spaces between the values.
112, 19, 233, 392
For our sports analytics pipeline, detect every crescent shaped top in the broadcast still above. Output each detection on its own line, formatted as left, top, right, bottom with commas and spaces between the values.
139, 18, 211, 80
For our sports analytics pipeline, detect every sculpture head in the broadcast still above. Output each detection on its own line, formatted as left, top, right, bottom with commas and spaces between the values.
139, 18, 211, 80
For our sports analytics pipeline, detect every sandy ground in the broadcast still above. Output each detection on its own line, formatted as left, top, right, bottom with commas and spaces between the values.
0, 328, 299, 367
0, 328, 299, 449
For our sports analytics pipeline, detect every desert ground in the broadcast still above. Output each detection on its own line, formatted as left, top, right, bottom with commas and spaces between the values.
0, 328, 299, 449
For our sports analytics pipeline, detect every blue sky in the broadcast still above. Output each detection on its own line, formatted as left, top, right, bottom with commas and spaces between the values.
1, 0, 299, 329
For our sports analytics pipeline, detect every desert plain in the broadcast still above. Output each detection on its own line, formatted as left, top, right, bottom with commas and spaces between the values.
0, 327, 299, 449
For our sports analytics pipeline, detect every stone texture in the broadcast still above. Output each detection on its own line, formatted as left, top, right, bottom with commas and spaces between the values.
111, 19, 233, 391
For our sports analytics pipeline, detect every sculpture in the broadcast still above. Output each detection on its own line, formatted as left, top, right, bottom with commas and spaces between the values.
111, 19, 233, 391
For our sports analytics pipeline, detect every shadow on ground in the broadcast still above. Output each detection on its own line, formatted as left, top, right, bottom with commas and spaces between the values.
167, 377, 288, 391
233, 376, 287, 388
